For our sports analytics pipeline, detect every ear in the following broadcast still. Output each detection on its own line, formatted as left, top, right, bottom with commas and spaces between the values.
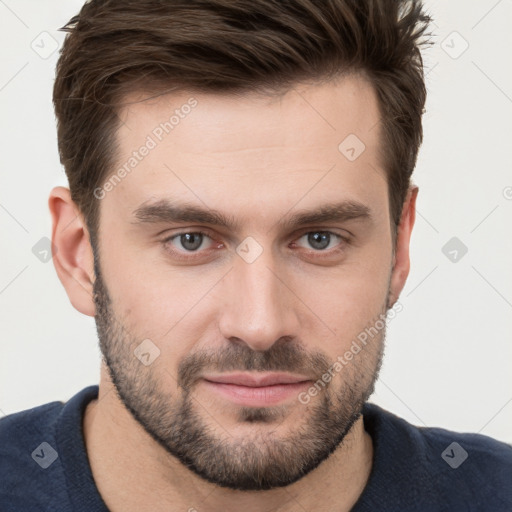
48, 186, 96, 317
388, 185, 418, 307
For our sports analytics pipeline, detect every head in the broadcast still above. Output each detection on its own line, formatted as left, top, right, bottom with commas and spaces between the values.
50, 0, 430, 491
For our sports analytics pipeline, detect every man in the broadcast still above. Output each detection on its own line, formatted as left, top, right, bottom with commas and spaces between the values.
1, 0, 511, 510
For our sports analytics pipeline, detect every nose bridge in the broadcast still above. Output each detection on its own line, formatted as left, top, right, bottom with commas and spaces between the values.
218, 243, 298, 351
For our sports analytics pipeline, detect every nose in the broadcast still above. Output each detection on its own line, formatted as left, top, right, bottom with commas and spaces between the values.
217, 246, 300, 352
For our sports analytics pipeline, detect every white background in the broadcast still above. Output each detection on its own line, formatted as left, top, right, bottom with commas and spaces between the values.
1, 0, 511, 444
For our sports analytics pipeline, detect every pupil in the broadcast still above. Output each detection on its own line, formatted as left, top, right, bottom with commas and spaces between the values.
181, 233, 203, 251
308, 232, 329, 250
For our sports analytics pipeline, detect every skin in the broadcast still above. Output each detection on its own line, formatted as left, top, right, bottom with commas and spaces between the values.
49, 73, 417, 512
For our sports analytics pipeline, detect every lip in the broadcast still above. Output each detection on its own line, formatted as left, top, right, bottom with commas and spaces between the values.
201, 372, 312, 407
203, 372, 312, 387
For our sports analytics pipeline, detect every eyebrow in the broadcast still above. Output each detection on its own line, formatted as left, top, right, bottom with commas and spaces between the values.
132, 198, 371, 232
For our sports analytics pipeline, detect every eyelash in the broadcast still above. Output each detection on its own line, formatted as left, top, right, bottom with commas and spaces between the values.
161, 229, 350, 260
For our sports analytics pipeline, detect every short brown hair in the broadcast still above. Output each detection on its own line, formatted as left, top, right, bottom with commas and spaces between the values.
53, 0, 432, 246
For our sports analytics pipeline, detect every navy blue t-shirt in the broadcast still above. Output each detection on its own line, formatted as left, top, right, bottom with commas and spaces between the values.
1, 385, 511, 511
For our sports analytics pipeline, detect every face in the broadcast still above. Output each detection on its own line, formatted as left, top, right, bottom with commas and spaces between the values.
91, 74, 397, 490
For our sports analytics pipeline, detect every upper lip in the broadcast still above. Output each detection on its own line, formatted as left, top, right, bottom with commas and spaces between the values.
203, 372, 312, 387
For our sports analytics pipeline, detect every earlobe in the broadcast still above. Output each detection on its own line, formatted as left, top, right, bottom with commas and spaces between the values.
48, 186, 96, 317
388, 185, 419, 308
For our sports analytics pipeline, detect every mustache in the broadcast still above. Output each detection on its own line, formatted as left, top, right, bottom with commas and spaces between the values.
177, 339, 331, 391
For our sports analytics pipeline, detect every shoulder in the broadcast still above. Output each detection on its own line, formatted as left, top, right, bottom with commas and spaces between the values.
0, 387, 99, 511
0, 399, 64, 509
421, 424, 512, 510
360, 402, 512, 510
420, 421, 512, 464
364, 401, 512, 466
0, 399, 64, 500
420, 422, 512, 496
0, 399, 64, 460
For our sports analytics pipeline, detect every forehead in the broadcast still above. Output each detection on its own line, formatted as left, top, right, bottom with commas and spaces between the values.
100, 74, 388, 231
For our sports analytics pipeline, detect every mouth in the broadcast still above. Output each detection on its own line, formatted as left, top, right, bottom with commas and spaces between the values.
201, 372, 312, 407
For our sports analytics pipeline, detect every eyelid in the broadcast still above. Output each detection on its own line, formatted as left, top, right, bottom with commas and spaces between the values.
162, 228, 349, 244
161, 228, 350, 258
293, 227, 350, 239
291, 230, 350, 252
162, 229, 219, 248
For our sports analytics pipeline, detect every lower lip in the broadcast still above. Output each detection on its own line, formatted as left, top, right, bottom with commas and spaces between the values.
201, 379, 311, 406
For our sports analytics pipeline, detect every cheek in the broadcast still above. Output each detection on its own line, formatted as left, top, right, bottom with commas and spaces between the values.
98, 235, 219, 362
97, 232, 168, 337
293, 246, 391, 349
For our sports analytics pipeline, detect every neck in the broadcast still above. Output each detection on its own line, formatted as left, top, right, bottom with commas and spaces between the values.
83, 369, 373, 512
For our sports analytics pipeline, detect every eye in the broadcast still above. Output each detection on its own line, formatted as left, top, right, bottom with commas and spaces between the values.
163, 231, 216, 253
293, 231, 347, 252
161, 229, 349, 261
